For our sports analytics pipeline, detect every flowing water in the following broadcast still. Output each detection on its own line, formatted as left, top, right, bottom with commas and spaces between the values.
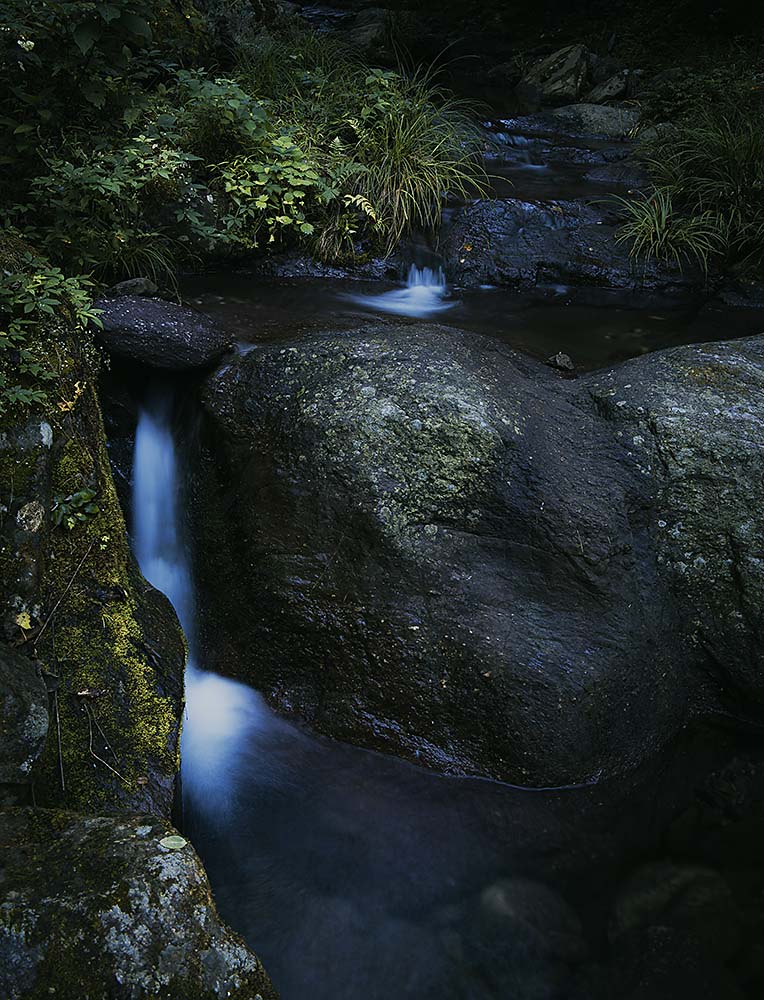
344, 263, 455, 318
186, 269, 764, 370
128, 385, 744, 1000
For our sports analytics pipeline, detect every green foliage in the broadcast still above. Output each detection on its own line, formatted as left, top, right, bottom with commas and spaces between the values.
0, 0, 198, 173
0, 249, 101, 414
638, 61, 764, 127
53, 487, 100, 530
338, 68, 487, 253
612, 188, 723, 273
645, 113, 764, 268
617, 105, 764, 275
1, 4, 486, 301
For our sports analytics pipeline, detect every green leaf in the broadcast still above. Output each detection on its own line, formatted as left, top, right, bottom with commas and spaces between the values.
119, 13, 152, 40
72, 20, 102, 56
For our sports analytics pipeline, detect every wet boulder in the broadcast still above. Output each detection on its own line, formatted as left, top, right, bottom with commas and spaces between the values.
95, 295, 232, 370
587, 336, 764, 706
345, 8, 395, 60
587, 70, 630, 104
195, 322, 690, 785
548, 103, 640, 138
440, 197, 689, 292
0, 808, 277, 1000
195, 324, 764, 787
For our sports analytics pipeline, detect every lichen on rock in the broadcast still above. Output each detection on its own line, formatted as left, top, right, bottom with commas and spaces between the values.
0, 808, 277, 1000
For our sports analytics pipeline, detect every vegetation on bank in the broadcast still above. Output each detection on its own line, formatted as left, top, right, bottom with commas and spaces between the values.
0, 0, 486, 417
612, 61, 764, 275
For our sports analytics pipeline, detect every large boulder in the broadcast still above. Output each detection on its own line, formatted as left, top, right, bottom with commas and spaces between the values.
0, 808, 277, 1000
347, 8, 393, 57
95, 295, 232, 370
548, 103, 640, 138
517, 44, 591, 106
197, 321, 759, 786
587, 337, 764, 703
587, 71, 630, 104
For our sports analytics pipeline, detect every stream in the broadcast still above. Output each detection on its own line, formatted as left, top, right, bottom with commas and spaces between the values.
123, 112, 764, 1000
128, 379, 751, 1000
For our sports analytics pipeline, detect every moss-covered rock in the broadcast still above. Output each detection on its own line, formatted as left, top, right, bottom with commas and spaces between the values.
195, 322, 687, 785
588, 336, 764, 706
0, 325, 185, 816
0, 807, 277, 1000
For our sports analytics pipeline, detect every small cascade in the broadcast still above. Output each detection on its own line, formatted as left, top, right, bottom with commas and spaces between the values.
345, 262, 455, 319
133, 394, 194, 638
132, 389, 265, 817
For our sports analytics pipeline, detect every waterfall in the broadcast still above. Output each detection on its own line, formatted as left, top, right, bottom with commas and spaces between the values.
344, 262, 455, 319
405, 263, 447, 293
133, 393, 194, 641
132, 389, 267, 817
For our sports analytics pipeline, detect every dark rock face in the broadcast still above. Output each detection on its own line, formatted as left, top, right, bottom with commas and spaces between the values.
0, 323, 275, 996
196, 321, 745, 786
587, 338, 764, 705
96, 295, 232, 370
0, 647, 47, 805
440, 197, 689, 292
0, 808, 277, 1000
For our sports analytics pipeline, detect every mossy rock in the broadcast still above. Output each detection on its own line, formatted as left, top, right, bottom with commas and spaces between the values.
0, 323, 185, 816
0, 807, 277, 1000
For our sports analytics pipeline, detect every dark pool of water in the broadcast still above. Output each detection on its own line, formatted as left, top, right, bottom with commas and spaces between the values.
180, 666, 754, 1000
186, 271, 764, 370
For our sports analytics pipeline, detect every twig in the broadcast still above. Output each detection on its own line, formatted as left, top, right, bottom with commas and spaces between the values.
35, 538, 96, 649
51, 618, 65, 793
84, 703, 128, 783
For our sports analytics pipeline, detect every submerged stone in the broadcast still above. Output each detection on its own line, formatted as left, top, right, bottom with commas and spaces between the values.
96, 295, 232, 370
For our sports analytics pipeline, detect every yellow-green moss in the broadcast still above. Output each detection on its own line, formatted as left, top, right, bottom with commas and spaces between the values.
8, 331, 188, 815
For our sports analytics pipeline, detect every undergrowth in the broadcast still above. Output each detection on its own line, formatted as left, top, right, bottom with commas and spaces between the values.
0, 1, 486, 416
615, 102, 764, 275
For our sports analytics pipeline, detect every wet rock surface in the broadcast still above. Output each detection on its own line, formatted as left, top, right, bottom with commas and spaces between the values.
96, 295, 233, 370
0, 808, 277, 1000
441, 196, 688, 292
587, 337, 764, 707
194, 321, 764, 785
0, 647, 47, 805
440, 104, 684, 293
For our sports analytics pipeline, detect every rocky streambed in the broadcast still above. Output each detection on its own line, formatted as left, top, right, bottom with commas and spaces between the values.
4, 103, 764, 1000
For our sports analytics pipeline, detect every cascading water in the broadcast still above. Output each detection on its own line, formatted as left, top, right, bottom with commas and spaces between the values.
132, 390, 268, 816
345, 263, 454, 318
132, 394, 193, 636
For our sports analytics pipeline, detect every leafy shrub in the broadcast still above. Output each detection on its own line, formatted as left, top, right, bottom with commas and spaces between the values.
0, 1, 197, 176
337, 68, 487, 253
2, 5, 487, 296
0, 244, 101, 414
